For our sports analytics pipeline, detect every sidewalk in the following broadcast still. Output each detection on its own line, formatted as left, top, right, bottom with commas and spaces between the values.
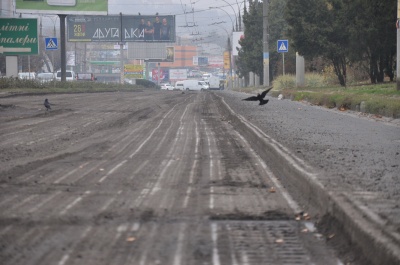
213, 91, 400, 265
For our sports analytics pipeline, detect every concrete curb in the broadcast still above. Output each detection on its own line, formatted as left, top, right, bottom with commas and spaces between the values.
212, 92, 400, 265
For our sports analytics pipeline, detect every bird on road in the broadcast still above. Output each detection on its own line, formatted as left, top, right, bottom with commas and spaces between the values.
242, 86, 273, 105
44, 98, 51, 111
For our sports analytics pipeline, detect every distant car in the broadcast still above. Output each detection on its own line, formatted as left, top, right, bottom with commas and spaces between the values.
179, 80, 209, 91
37, 72, 55, 83
56, 70, 75, 81
160, 83, 175, 90
18, 72, 36, 80
76, 73, 96, 81
124, 78, 135, 84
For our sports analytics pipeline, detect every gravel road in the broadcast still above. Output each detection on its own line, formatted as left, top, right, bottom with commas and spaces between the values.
214, 90, 400, 264
0, 89, 399, 265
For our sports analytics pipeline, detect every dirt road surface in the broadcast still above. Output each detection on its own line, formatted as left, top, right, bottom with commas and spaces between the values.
0, 91, 343, 265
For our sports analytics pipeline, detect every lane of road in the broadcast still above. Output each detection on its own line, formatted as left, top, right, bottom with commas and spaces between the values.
0, 91, 339, 264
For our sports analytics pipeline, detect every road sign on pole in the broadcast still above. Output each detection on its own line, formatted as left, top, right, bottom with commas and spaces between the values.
277, 40, 289, 75
277, 40, 289, 53
45, 37, 58, 50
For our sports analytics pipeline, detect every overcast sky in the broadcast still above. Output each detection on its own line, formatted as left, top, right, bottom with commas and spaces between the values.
108, 0, 246, 37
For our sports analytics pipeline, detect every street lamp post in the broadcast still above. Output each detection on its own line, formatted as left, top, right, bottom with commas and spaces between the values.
219, 0, 238, 31
397, 0, 400, 90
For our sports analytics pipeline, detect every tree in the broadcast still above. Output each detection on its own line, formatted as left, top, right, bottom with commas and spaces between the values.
236, 0, 264, 83
285, 0, 350, 86
268, 0, 296, 77
345, 0, 396, 83
286, 0, 396, 85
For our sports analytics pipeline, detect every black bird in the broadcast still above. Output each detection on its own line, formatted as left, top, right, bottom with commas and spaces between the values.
44, 98, 51, 111
242, 86, 273, 105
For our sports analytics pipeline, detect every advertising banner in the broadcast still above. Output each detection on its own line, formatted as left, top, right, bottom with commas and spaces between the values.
15, 0, 108, 15
193, 56, 208, 66
0, 18, 38, 55
124, 64, 144, 79
231, 31, 244, 56
152, 68, 168, 82
208, 56, 223, 67
223, 51, 230, 70
67, 15, 176, 42
166, 46, 174, 62
169, 69, 187, 80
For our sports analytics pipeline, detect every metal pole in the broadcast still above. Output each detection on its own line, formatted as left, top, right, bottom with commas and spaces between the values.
59, 14, 66, 82
263, 0, 269, 86
120, 13, 124, 84
397, 0, 400, 90
283, 53, 285, 75
157, 63, 160, 86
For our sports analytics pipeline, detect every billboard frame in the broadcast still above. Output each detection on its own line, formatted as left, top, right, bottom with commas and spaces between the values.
0, 18, 39, 55
15, 0, 108, 15
67, 15, 176, 43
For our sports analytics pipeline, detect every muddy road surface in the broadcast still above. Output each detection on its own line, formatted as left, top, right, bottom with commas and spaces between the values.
0, 91, 340, 264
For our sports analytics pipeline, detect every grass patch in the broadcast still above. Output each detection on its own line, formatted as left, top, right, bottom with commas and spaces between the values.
0, 77, 158, 94
233, 75, 400, 118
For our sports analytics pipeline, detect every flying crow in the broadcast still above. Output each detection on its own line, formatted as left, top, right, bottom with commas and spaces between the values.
242, 86, 273, 105
44, 98, 51, 111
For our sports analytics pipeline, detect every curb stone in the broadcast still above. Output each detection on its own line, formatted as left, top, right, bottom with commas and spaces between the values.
212, 92, 400, 265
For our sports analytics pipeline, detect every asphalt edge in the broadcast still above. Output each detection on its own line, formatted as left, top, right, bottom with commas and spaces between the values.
212, 92, 400, 265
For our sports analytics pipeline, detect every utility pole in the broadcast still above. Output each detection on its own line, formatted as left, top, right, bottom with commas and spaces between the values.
59, 14, 66, 82
263, 0, 269, 86
397, 0, 400, 90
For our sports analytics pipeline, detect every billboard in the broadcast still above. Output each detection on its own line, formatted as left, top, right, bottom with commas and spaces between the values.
15, 0, 107, 15
67, 15, 176, 42
152, 68, 168, 82
232, 31, 244, 56
124, 64, 144, 79
208, 56, 223, 67
223, 51, 230, 70
169, 69, 187, 80
0, 18, 38, 55
193, 56, 208, 66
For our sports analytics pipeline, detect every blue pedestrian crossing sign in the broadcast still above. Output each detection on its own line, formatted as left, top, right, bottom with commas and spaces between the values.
277, 40, 288, 53
45, 37, 58, 51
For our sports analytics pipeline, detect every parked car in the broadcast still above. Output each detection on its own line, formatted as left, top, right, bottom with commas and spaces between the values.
76, 73, 96, 81
124, 78, 135, 84
17, 72, 36, 80
37, 72, 55, 83
56, 70, 75, 81
160, 83, 175, 90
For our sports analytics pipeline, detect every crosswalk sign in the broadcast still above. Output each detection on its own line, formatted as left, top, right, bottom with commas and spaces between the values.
45, 37, 58, 50
277, 40, 288, 53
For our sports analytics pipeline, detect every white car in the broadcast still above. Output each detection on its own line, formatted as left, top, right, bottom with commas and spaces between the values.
56, 70, 75, 81
160, 83, 175, 90
18, 72, 36, 80
37, 72, 55, 83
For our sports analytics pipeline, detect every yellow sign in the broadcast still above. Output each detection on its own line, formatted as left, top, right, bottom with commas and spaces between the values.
223, 51, 231, 70
124, 64, 144, 79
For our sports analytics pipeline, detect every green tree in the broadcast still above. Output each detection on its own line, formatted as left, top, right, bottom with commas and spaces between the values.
285, 0, 350, 86
269, 0, 296, 77
236, 0, 264, 83
345, 0, 396, 83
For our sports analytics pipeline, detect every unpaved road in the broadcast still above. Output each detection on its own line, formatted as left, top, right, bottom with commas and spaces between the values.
0, 91, 341, 265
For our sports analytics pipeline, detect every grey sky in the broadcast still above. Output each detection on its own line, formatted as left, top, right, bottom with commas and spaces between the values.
108, 0, 246, 37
